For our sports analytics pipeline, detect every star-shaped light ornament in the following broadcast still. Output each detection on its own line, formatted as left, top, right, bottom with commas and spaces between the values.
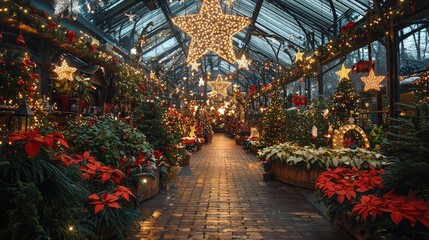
336, 64, 351, 80
236, 54, 251, 70
198, 77, 205, 87
361, 69, 385, 92
53, 60, 77, 81
173, 0, 250, 64
225, 0, 235, 8
189, 61, 201, 72
207, 75, 231, 96
294, 50, 304, 63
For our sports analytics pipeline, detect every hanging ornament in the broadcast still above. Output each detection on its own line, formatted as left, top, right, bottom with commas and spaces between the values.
236, 54, 251, 69
322, 109, 329, 120
249, 85, 257, 96
53, 60, 77, 81
189, 61, 201, 72
67, 30, 76, 43
198, 77, 205, 87
361, 69, 385, 92
173, 0, 250, 63
207, 75, 231, 96
294, 50, 304, 63
17, 33, 25, 46
0, 32, 3, 41
335, 63, 351, 80
311, 126, 318, 140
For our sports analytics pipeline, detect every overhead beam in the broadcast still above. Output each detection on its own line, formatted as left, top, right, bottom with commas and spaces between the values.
243, 0, 264, 49
157, 0, 187, 59
95, 0, 141, 25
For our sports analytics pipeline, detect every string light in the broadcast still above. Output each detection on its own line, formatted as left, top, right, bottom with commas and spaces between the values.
173, 0, 250, 63
332, 124, 370, 149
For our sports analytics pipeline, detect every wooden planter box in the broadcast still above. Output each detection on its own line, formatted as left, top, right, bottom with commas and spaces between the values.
272, 163, 324, 189
335, 217, 373, 240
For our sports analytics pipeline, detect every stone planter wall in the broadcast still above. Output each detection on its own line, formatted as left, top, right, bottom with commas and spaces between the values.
272, 163, 324, 189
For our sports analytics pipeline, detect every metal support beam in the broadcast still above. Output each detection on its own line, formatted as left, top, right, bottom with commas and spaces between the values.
95, 0, 141, 25
157, 0, 187, 58
243, 0, 264, 49
386, 19, 400, 121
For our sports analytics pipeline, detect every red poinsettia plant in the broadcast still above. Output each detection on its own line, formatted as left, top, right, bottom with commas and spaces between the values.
316, 167, 429, 237
88, 186, 136, 214
7, 130, 69, 157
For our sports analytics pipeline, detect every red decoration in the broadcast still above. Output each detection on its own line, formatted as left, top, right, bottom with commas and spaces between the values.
352, 60, 375, 73
89, 44, 96, 53
0, 32, 3, 41
67, 30, 75, 43
48, 22, 56, 31
341, 21, 355, 33
292, 94, 306, 106
17, 33, 25, 46
250, 85, 257, 96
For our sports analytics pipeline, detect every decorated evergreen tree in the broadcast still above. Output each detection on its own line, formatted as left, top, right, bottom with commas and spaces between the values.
259, 91, 288, 147
330, 77, 359, 128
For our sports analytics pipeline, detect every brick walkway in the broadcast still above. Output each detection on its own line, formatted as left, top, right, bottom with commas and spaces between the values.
133, 134, 349, 239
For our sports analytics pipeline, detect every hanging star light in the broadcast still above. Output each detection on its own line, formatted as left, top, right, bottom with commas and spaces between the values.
198, 77, 205, 87
207, 75, 231, 96
294, 50, 304, 63
53, 60, 77, 81
336, 63, 351, 80
236, 54, 251, 69
173, 0, 250, 63
361, 69, 385, 91
189, 61, 201, 72
225, 0, 235, 8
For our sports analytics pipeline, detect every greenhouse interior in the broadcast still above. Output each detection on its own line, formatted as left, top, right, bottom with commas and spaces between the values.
0, 0, 428, 239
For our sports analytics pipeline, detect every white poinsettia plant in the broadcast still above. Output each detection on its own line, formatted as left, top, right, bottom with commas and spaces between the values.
258, 142, 387, 170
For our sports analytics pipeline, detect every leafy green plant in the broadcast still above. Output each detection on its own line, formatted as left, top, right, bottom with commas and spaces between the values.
0, 130, 92, 240
65, 116, 153, 168
258, 142, 386, 169
383, 102, 429, 199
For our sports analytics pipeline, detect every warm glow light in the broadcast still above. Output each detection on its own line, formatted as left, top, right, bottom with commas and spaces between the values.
173, 0, 250, 63
332, 124, 370, 149
236, 54, 251, 69
335, 63, 351, 80
361, 69, 385, 92
53, 60, 77, 81
189, 61, 201, 71
207, 75, 231, 96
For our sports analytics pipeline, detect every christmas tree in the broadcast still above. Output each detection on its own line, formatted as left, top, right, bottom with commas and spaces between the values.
259, 91, 288, 147
330, 77, 359, 128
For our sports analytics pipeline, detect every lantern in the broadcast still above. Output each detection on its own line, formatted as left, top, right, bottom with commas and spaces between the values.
12, 104, 34, 132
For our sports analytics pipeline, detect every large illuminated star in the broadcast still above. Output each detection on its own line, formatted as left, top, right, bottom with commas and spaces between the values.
236, 54, 251, 69
207, 75, 231, 96
336, 63, 351, 80
173, 0, 250, 63
361, 69, 384, 91
53, 60, 76, 81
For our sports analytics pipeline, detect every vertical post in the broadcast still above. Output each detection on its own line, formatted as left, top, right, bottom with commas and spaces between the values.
386, 20, 400, 121
316, 61, 323, 96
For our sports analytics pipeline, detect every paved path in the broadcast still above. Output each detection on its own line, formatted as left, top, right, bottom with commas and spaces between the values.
133, 134, 349, 239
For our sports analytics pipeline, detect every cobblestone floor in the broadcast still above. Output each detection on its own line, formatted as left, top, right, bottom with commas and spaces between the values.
133, 134, 350, 240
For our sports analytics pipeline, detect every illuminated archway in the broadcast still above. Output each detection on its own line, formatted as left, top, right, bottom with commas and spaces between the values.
332, 124, 370, 149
